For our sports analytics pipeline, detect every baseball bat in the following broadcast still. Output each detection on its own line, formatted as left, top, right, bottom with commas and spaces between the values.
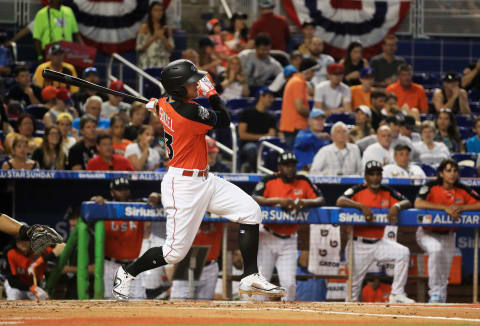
42, 69, 149, 104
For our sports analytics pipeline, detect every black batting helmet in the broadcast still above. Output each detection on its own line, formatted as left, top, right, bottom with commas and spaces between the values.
160, 59, 207, 99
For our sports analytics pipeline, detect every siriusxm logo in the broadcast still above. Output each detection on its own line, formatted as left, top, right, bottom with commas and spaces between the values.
125, 206, 165, 218
338, 212, 388, 223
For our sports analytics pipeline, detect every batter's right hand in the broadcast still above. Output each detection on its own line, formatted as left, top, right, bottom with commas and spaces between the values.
197, 75, 217, 98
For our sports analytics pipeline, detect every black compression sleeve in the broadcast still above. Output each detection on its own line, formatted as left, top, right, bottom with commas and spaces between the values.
208, 95, 230, 128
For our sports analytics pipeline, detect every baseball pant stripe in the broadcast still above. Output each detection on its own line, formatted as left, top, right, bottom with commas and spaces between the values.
164, 177, 177, 260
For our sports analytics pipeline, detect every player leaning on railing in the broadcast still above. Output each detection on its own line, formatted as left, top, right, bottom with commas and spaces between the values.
111, 59, 285, 301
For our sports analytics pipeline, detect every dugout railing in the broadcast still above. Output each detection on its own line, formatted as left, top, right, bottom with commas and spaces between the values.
46, 202, 480, 303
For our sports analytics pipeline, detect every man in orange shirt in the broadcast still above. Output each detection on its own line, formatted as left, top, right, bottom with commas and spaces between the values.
415, 158, 480, 303
279, 58, 318, 148
336, 160, 414, 303
253, 152, 324, 301
386, 64, 428, 113
351, 67, 375, 109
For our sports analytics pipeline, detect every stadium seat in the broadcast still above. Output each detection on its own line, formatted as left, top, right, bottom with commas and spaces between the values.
459, 165, 477, 178
420, 114, 434, 122
270, 98, 283, 112
25, 105, 48, 120
326, 113, 355, 125
258, 136, 288, 172
459, 126, 475, 140
226, 98, 256, 111
421, 164, 437, 177
229, 108, 244, 124
456, 115, 473, 128
452, 153, 477, 167
470, 102, 480, 114
35, 119, 45, 131
469, 90, 480, 102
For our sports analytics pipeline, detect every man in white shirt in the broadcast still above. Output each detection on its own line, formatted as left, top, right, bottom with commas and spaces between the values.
310, 121, 362, 176
383, 144, 426, 178
101, 80, 131, 119
307, 37, 334, 85
314, 63, 351, 115
362, 125, 395, 169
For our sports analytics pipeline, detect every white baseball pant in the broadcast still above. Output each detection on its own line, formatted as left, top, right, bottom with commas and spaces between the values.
4, 280, 35, 300
346, 237, 410, 302
170, 261, 219, 299
104, 259, 146, 299
161, 168, 261, 264
416, 227, 455, 302
257, 229, 297, 301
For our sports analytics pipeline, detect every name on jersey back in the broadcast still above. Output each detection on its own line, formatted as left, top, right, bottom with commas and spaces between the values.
159, 105, 174, 132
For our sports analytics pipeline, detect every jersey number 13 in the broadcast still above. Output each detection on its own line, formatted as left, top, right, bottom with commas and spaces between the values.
164, 131, 174, 159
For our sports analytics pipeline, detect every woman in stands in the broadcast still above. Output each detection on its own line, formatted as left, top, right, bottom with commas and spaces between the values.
136, 1, 174, 69
432, 73, 471, 115
56, 112, 76, 155
349, 105, 375, 143
2, 135, 39, 170
110, 114, 131, 156
4, 113, 42, 155
31, 126, 66, 170
413, 121, 450, 168
220, 56, 249, 101
434, 108, 464, 153
124, 125, 160, 171
43, 88, 78, 128
339, 41, 369, 86
226, 12, 249, 55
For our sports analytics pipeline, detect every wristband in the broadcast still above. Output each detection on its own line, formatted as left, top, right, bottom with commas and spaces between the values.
19, 224, 29, 240
393, 203, 401, 210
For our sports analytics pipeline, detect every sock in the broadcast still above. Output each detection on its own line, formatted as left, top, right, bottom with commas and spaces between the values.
238, 224, 259, 278
125, 246, 167, 277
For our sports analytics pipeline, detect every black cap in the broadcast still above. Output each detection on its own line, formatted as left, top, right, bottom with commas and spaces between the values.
199, 37, 216, 48
110, 177, 130, 190
365, 160, 383, 173
48, 43, 64, 55
278, 151, 298, 164
394, 143, 412, 152
401, 115, 416, 130
232, 12, 248, 20
443, 72, 459, 82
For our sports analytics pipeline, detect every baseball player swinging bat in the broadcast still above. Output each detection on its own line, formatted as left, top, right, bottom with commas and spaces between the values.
42, 69, 149, 104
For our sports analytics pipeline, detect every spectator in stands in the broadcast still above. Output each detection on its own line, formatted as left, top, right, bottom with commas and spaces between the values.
369, 90, 387, 131
415, 158, 480, 303
248, 0, 290, 51
31, 126, 66, 170
198, 37, 222, 83
33, 43, 79, 93
349, 105, 375, 143
4, 113, 42, 155
239, 33, 282, 89
297, 21, 316, 55
67, 115, 97, 170
279, 58, 318, 148
136, 1, 174, 70
293, 108, 330, 171
40, 86, 57, 111
56, 112, 76, 155
238, 86, 276, 172
413, 121, 450, 168
399, 115, 421, 143
350, 68, 375, 109
290, 50, 303, 71
0, 97, 11, 134
6, 65, 42, 108
382, 92, 401, 117
226, 12, 249, 55
310, 121, 362, 176
461, 59, 480, 91
73, 96, 110, 131
43, 88, 77, 127
434, 108, 463, 153
314, 63, 352, 115
382, 144, 425, 178
307, 37, 335, 85
362, 278, 391, 303
362, 125, 395, 168
182, 48, 200, 66
340, 41, 369, 86
124, 102, 147, 141
0, 30, 12, 82
149, 116, 165, 159
337, 160, 414, 303
269, 64, 298, 96
386, 64, 428, 113
71, 67, 107, 115
110, 114, 132, 156
33, 0, 83, 62
253, 151, 325, 301
207, 18, 230, 66
466, 117, 480, 153
87, 134, 134, 171
206, 138, 230, 173
433, 73, 470, 115
125, 125, 160, 171
219, 55, 249, 101
2, 135, 39, 170
101, 81, 131, 120
370, 34, 406, 88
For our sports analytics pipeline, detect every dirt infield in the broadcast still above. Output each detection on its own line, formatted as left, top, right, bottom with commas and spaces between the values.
1, 300, 480, 326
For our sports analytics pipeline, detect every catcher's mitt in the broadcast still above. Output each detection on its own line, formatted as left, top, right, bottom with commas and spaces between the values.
26, 225, 63, 253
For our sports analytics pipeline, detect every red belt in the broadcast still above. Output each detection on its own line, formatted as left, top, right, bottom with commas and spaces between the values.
182, 170, 208, 177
